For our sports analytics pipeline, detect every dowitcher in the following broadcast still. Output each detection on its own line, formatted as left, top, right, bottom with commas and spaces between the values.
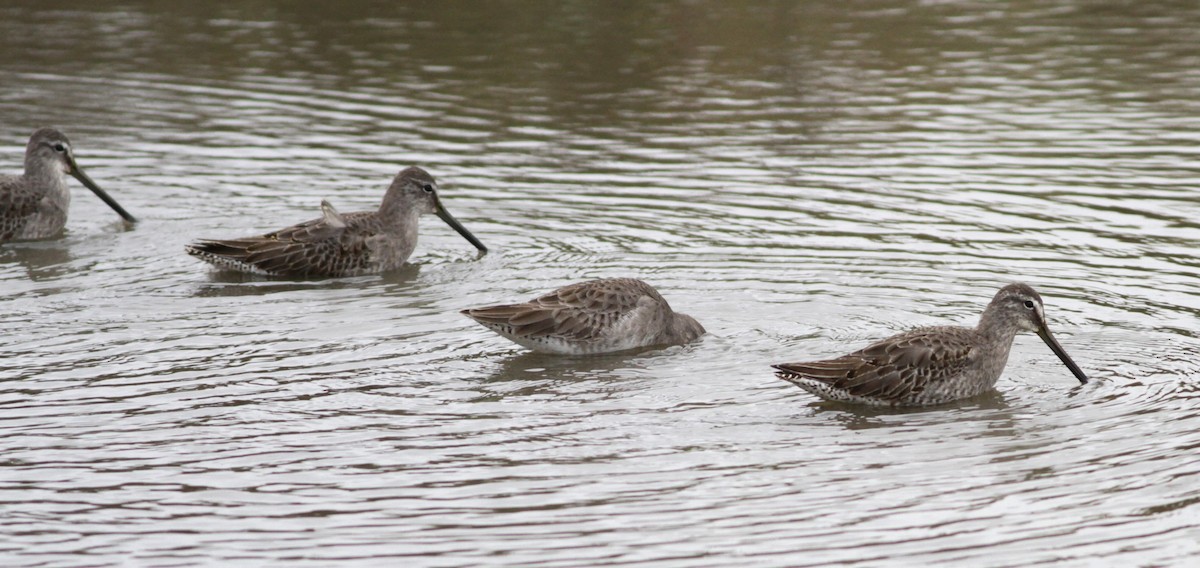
186, 166, 487, 277
772, 283, 1089, 406
462, 278, 705, 355
1, 127, 136, 243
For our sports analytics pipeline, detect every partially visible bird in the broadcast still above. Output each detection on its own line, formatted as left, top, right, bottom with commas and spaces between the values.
462, 278, 705, 355
1, 127, 136, 243
186, 166, 486, 277
772, 283, 1089, 406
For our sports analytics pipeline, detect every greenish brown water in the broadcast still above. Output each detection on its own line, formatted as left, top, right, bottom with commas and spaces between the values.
2, 1, 1199, 566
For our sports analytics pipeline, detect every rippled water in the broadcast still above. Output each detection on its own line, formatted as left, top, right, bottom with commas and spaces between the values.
2, 1, 1199, 565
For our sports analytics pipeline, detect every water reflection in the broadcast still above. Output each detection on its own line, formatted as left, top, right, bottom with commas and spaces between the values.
812, 390, 1013, 431
0, 240, 75, 281
192, 264, 422, 296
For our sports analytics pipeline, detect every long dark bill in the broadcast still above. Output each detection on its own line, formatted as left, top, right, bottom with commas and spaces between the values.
70, 158, 137, 224
434, 200, 487, 253
1036, 326, 1089, 384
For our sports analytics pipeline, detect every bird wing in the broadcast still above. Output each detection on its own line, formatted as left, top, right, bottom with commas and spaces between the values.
464, 278, 664, 341
0, 178, 43, 243
187, 208, 379, 276
772, 326, 976, 400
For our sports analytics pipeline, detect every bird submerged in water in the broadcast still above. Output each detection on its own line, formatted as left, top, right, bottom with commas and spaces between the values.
186, 166, 487, 277
1, 127, 137, 243
772, 283, 1089, 407
462, 278, 706, 355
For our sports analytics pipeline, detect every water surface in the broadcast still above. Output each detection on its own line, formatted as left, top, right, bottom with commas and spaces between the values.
2, 1, 1199, 566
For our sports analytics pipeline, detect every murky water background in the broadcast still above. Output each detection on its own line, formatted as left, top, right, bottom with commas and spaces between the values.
2, 1, 1199, 565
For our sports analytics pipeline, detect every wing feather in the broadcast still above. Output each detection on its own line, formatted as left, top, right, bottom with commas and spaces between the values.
463, 278, 667, 342
773, 326, 976, 400
0, 177, 45, 243
186, 208, 381, 276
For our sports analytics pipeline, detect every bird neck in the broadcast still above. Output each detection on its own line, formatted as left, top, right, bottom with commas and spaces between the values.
24, 159, 71, 205
975, 304, 1021, 350
378, 195, 421, 223
381, 205, 421, 258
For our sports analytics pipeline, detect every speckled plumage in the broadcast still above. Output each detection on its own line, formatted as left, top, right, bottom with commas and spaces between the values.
773, 283, 1089, 407
186, 166, 486, 277
462, 278, 706, 355
1, 127, 135, 243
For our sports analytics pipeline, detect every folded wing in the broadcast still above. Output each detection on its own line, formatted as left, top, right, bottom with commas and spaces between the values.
186, 209, 378, 276
773, 327, 975, 400
463, 278, 664, 342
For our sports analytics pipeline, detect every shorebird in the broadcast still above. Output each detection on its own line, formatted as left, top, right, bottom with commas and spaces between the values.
772, 283, 1089, 406
462, 278, 705, 355
1, 127, 136, 243
186, 166, 486, 277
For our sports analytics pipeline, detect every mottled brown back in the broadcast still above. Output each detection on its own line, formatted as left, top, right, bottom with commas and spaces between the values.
0, 176, 42, 243
187, 211, 386, 277
463, 278, 668, 342
773, 326, 976, 401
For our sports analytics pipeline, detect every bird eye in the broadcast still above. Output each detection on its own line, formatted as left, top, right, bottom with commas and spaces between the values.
1023, 300, 1035, 309
53, 143, 65, 152
422, 184, 434, 193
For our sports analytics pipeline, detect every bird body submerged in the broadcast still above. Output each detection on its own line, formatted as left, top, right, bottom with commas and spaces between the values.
187, 203, 418, 277
1, 127, 136, 243
773, 283, 1089, 407
186, 166, 486, 277
462, 278, 705, 355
